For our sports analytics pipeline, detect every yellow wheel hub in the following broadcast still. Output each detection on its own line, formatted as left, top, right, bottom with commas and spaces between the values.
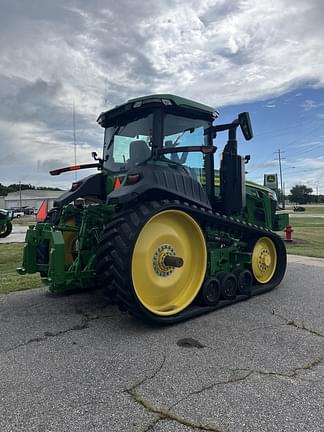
252, 236, 277, 283
131, 210, 207, 316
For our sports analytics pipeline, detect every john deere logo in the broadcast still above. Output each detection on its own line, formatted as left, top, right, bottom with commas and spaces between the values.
264, 174, 278, 190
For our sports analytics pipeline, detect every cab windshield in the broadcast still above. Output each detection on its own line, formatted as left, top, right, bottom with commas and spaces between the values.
162, 113, 211, 184
103, 113, 153, 173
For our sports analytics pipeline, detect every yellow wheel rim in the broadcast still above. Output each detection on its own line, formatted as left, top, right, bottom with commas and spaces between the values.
252, 237, 277, 284
63, 218, 78, 265
131, 210, 207, 316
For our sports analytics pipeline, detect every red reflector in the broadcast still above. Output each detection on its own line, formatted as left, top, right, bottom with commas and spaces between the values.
113, 177, 122, 190
36, 200, 48, 222
69, 165, 81, 171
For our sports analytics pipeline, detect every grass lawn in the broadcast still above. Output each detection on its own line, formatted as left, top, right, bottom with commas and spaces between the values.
0, 243, 43, 294
286, 205, 324, 215
302, 206, 324, 214
285, 215, 324, 258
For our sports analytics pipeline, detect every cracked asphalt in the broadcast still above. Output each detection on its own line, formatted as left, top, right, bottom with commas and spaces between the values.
0, 257, 323, 432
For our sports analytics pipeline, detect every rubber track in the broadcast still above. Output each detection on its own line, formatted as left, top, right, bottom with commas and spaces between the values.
96, 200, 287, 324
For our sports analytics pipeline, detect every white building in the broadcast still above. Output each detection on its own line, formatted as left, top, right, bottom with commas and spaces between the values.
0, 189, 65, 212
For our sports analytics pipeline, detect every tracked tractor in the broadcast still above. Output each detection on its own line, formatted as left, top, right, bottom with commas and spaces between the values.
18, 94, 288, 324
0, 209, 13, 238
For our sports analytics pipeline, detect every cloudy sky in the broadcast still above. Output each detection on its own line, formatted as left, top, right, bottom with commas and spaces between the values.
1, 0, 324, 193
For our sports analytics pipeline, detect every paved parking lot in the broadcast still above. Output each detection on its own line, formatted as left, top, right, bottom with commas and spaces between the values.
0, 257, 323, 432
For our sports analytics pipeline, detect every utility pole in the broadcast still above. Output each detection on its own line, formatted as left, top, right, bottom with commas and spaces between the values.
274, 149, 286, 209
19, 180, 22, 211
73, 102, 77, 181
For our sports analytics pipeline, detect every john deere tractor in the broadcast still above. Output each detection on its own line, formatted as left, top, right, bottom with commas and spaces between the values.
0, 209, 13, 238
18, 94, 288, 323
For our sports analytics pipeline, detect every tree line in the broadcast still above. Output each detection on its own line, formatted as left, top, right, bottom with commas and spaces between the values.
1, 182, 321, 204
0, 183, 62, 196
288, 185, 324, 204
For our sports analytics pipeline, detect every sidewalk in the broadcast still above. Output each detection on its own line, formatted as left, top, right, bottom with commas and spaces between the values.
288, 254, 324, 267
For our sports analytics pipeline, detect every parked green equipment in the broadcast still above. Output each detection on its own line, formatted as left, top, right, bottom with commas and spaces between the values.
18, 94, 288, 323
0, 209, 13, 238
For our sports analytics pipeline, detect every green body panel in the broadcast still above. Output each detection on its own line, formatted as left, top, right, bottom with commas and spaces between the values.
209, 174, 288, 231
206, 226, 251, 276
273, 212, 289, 231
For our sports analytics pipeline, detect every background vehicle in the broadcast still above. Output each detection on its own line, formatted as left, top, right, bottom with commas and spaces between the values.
0, 209, 13, 238
293, 206, 306, 212
10, 209, 25, 218
18, 94, 288, 323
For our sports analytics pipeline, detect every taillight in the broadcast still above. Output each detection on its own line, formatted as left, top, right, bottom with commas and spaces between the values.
126, 174, 141, 185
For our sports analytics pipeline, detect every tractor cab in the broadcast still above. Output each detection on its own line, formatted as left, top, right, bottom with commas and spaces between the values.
98, 94, 252, 214
98, 94, 217, 175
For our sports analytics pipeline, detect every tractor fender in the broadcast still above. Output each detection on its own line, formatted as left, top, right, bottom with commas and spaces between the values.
107, 164, 212, 209
53, 173, 106, 208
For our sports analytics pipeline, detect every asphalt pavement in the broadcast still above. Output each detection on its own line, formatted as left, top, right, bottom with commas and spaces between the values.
0, 258, 323, 432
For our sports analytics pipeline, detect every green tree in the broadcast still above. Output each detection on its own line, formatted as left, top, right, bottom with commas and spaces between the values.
0, 183, 62, 196
289, 184, 313, 204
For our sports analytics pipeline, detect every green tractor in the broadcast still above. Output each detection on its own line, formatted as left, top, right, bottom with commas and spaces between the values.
18, 94, 288, 324
0, 209, 13, 238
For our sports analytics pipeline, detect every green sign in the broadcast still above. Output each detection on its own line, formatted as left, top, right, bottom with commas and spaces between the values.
264, 174, 278, 190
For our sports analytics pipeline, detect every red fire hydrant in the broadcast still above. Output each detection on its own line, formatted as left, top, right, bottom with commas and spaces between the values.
284, 224, 293, 242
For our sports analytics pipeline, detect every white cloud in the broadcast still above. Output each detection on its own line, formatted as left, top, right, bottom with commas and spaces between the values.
0, 0, 324, 185
301, 99, 324, 111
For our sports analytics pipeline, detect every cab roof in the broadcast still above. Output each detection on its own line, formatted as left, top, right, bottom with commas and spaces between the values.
97, 94, 218, 127
128, 94, 217, 115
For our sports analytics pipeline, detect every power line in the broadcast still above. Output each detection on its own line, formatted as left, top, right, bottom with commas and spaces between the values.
251, 121, 324, 169
291, 142, 324, 157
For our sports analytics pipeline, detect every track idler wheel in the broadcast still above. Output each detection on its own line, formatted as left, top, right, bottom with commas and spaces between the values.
197, 277, 221, 306
218, 272, 238, 300
235, 269, 253, 296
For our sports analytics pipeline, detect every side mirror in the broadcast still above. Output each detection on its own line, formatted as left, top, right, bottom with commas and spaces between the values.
238, 112, 253, 141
